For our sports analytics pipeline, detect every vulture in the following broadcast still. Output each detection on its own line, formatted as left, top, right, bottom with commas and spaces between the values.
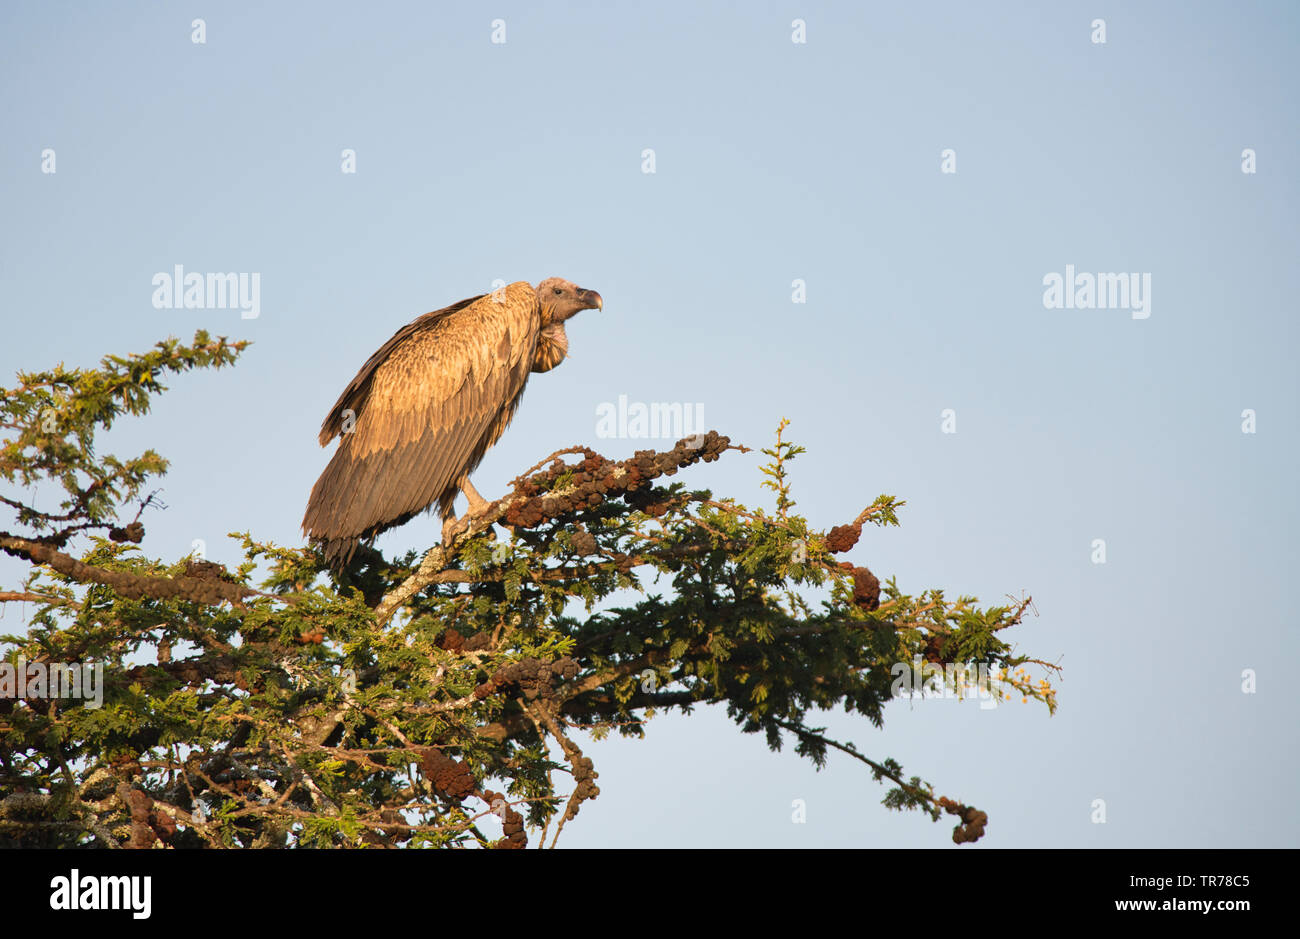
302, 277, 603, 567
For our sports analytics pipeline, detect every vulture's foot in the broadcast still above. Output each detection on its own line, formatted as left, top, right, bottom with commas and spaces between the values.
455, 479, 515, 537
441, 512, 467, 545
461, 479, 512, 533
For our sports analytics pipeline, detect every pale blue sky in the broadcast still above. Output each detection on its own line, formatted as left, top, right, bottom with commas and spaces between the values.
2, 1, 1297, 847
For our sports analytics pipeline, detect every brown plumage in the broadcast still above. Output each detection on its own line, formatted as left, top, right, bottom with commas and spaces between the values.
303, 277, 602, 567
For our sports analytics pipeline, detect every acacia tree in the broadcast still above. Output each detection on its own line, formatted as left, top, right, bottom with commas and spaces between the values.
0, 333, 1057, 848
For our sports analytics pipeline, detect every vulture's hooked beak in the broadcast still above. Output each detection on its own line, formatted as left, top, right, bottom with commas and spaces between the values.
582, 289, 603, 312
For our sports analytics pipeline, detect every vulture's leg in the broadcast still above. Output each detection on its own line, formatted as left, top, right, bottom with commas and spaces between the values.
460, 477, 513, 535
440, 480, 485, 544
440, 479, 485, 544
460, 478, 489, 515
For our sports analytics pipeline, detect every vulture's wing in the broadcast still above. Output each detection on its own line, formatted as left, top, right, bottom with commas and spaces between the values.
303, 283, 542, 562
317, 293, 485, 446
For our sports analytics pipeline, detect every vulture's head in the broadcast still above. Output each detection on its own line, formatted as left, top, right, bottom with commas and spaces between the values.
537, 277, 603, 323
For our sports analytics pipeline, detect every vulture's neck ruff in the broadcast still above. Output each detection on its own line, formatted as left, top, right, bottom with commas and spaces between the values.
533, 312, 568, 374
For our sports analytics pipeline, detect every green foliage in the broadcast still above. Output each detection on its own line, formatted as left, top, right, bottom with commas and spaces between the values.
0, 332, 246, 537
0, 334, 1058, 848
758, 416, 805, 519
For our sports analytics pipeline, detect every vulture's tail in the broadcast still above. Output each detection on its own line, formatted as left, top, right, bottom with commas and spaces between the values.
303, 438, 456, 570
303, 442, 379, 569
302, 459, 363, 568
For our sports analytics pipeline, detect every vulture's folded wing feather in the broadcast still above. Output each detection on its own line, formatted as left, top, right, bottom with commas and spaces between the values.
317, 294, 485, 447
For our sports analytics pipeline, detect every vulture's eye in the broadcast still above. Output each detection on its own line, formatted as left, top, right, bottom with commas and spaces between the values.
553, 287, 563, 295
